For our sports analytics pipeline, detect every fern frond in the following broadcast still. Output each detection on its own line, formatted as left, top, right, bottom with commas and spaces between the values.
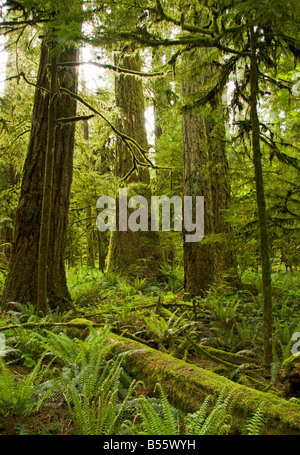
185, 389, 235, 435
156, 383, 180, 434
0, 356, 54, 433
246, 402, 266, 435
185, 395, 213, 434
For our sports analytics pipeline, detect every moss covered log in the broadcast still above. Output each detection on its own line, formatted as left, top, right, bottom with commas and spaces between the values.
110, 334, 300, 435
279, 355, 300, 397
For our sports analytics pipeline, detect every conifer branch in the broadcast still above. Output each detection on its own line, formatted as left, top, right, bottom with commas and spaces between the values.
149, 0, 214, 36
56, 114, 95, 124
0, 128, 30, 151
59, 87, 173, 173
0, 17, 50, 28
4, 72, 51, 93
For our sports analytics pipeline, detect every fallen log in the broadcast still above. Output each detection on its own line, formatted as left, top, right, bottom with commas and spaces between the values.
1, 320, 299, 434
110, 333, 300, 435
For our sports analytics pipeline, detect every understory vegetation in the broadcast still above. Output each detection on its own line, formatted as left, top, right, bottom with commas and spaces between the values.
0, 266, 299, 435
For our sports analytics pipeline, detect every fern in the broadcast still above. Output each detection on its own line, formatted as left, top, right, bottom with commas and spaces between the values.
137, 384, 182, 435
39, 324, 140, 435
62, 358, 139, 435
185, 390, 235, 435
136, 385, 237, 436
184, 395, 212, 434
35, 324, 113, 368
245, 402, 266, 435
144, 311, 197, 349
0, 355, 53, 434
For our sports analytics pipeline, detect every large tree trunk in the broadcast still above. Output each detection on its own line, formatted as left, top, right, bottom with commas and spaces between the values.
182, 49, 236, 298
249, 26, 273, 367
0, 37, 28, 264
1, 39, 78, 312
82, 119, 95, 269
107, 53, 161, 277
37, 35, 58, 314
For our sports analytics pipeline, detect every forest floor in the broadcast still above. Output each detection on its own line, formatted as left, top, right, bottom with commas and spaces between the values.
0, 265, 299, 435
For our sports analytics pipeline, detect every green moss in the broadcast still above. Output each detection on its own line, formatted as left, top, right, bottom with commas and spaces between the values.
203, 345, 257, 365
68, 318, 95, 326
110, 333, 300, 435
281, 355, 300, 377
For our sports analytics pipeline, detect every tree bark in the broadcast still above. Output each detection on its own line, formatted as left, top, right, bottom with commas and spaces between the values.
107, 53, 162, 277
182, 49, 236, 298
37, 35, 58, 314
249, 26, 273, 367
1, 39, 79, 312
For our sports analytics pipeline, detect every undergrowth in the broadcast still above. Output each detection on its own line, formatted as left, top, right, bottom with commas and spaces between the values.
0, 266, 298, 435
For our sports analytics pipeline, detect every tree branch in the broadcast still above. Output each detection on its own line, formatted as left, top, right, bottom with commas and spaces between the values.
4, 72, 50, 94
59, 61, 165, 78
56, 114, 95, 124
59, 87, 173, 173
0, 18, 50, 28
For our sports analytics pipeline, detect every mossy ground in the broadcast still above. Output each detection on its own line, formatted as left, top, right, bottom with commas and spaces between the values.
0, 266, 299, 435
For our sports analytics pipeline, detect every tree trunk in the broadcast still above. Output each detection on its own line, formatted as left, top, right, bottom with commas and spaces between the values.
107, 53, 162, 278
1, 39, 79, 312
182, 49, 236, 298
151, 49, 177, 265
249, 26, 273, 367
82, 119, 95, 269
86, 205, 95, 268
37, 35, 58, 314
97, 229, 105, 272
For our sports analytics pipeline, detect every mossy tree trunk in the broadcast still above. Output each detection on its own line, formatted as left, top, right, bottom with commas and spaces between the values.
82, 119, 95, 269
107, 53, 161, 278
2, 38, 79, 312
37, 34, 58, 315
249, 25, 273, 367
182, 49, 236, 299
151, 49, 177, 265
